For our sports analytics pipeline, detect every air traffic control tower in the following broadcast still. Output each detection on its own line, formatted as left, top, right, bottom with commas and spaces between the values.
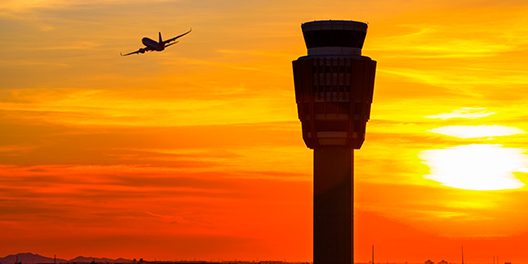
292, 20, 376, 264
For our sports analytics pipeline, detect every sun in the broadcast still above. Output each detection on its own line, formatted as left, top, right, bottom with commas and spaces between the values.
420, 144, 526, 190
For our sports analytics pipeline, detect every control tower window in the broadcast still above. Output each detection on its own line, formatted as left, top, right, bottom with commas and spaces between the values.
303, 30, 366, 49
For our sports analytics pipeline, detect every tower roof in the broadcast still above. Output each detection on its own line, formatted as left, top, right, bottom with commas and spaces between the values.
301, 20, 368, 55
302, 20, 367, 32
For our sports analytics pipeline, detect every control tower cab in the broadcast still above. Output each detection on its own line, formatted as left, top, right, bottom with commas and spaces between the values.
293, 20, 376, 149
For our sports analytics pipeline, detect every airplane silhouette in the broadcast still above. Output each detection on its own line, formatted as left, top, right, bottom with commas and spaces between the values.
121, 29, 192, 56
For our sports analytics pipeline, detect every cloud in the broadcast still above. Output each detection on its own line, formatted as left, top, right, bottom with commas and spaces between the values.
371, 24, 514, 59
0, 162, 312, 259
0, 0, 178, 14
427, 107, 495, 120
0, 0, 64, 13
430, 125, 524, 139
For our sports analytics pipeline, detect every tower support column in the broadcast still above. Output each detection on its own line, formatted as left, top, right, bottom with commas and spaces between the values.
314, 147, 353, 264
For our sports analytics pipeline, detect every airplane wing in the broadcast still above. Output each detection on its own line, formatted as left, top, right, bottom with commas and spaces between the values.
163, 28, 192, 45
120, 47, 147, 56
164, 41, 179, 48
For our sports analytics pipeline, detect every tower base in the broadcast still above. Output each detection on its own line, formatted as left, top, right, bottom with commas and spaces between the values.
314, 147, 353, 264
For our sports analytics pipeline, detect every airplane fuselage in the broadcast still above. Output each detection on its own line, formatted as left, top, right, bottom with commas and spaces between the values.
121, 29, 191, 56
142, 37, 164, 51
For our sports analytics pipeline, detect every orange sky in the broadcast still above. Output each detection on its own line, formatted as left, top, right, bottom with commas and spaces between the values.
2, 0, 528, 263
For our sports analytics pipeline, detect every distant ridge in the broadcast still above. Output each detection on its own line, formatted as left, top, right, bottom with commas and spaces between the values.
0, 255, 310, 264
0, 253, 132, 264
0, 253, 66, 264
69, 257, 120, 263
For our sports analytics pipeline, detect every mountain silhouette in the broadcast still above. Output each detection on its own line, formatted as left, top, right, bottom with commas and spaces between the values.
0, 253, 66, 264
0, 253, 132, 264
69, 257, 129, 263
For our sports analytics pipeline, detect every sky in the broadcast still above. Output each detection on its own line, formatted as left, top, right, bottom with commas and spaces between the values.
2, 0, 528, 263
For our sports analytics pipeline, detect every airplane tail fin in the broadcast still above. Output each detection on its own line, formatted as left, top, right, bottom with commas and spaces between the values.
159, 32, 162, 43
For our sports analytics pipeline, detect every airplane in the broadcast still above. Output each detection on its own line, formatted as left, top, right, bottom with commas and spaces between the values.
120, 28, 192, 56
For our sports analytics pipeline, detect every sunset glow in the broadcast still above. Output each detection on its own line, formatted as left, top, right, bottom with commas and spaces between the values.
426, 107, 496, 120
2, 0, 528, 262
421, 144, 526, 190
430, 125, 524, 138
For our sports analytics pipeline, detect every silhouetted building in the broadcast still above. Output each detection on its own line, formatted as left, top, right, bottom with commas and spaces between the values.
292, 20, 377, 264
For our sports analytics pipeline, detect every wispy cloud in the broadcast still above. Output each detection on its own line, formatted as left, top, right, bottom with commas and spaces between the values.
0, 0, 179, 14
427, 107, 495, 119
372, 24, 515, 59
